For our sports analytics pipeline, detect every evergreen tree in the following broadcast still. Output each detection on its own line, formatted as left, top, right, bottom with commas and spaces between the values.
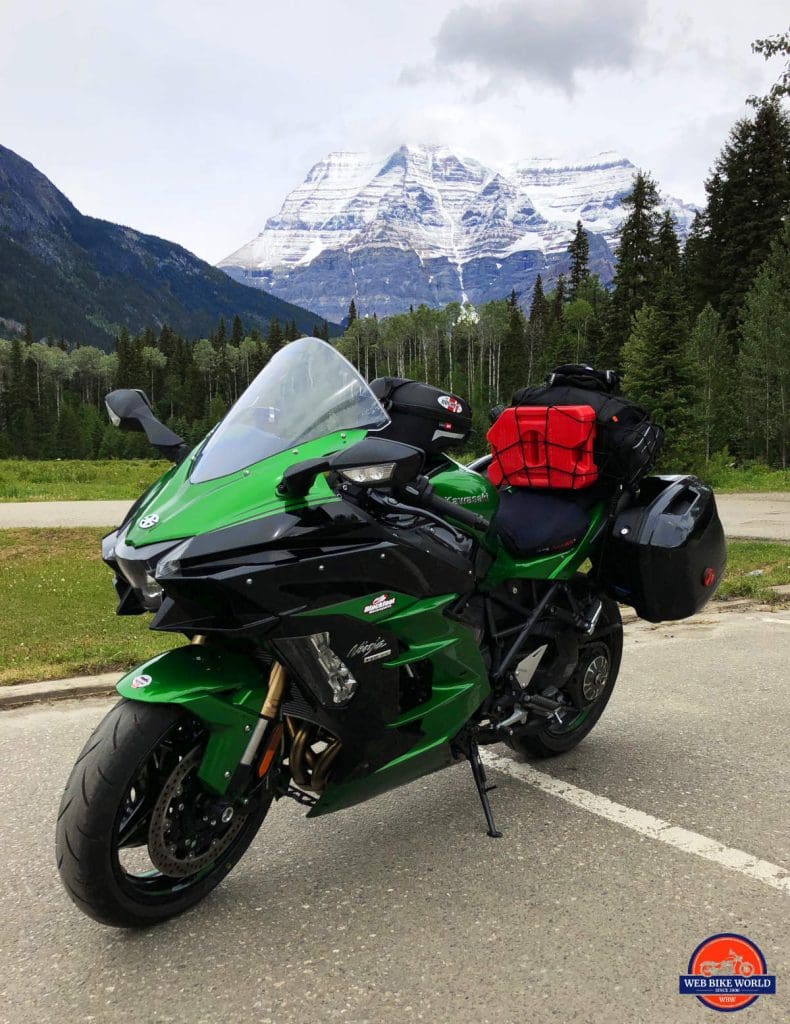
688, 304, 734, 462
231, 315, 244, 347
526, 275, 548, 380
347, 299, 358, 326
267, 318, 283, 354
738, 219, 790, 467
567, 220, 590, 297
608, 172, 662, 352
621, 269, 700, 467
654, 210, 681, 275
704, 99, 790, 334
681, 211, 711, 317
498, 304, 526, 402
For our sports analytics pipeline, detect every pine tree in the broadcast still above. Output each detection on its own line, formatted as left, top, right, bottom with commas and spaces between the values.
498, 304, 526, 402
704, 99, 790, 334
347, 299, 358, 326
654, 210, 681, 275
267, 318, 283, 354
608, 172, 662, 352
525, 275, 548, 380
681, 211, 711, 317
688, 304, 734, 461
567, 220, 590, 297
621, 270, 700, 467
738, 219, 790, 467
231, 315, 244, 347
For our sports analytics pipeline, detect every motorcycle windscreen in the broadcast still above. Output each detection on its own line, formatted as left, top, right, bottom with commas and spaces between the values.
189, 337, 390, 483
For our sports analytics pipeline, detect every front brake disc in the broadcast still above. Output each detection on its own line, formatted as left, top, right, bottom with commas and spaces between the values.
147, 746, 247, 877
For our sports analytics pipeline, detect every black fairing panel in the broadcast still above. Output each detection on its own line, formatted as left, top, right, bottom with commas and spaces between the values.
272, 615, 431, 784
152, 498, 475, 635
598, 475, 726, 622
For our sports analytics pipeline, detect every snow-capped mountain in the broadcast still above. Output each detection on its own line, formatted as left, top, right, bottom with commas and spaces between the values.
218, 144, 696, 322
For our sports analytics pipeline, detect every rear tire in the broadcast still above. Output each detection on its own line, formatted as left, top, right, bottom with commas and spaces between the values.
506, 597, 622, 758
56, 699, 272, 927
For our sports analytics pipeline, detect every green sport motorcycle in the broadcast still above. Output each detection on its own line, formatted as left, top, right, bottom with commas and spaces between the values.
56, 337, 726, 927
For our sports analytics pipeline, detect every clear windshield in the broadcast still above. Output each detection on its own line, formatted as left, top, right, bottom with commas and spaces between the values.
189, 337, 389, 483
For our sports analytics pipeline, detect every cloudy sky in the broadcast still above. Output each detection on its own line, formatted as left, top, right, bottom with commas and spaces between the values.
1, 0, 787, 263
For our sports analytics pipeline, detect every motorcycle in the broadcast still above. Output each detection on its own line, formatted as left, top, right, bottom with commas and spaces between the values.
56, 337, 726, 927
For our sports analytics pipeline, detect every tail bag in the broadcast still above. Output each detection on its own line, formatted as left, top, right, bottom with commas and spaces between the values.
488, 364, 663, 490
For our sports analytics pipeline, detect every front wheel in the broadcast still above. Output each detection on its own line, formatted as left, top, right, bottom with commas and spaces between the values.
56, 699, 272, 927
506, 596, 623, 758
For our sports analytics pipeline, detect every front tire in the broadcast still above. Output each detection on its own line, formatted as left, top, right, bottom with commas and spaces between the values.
506, 597, 623, 758
56, 699, 272, 927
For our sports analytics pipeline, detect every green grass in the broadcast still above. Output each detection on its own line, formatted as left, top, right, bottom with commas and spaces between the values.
0, 528, 176, 684
0, 460, 169, 501
1, 530, 786, 686
696, 459, 789, 493
716, 540, 790, 604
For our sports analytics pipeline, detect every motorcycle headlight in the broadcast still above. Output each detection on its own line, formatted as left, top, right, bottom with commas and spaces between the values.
154, 539, 191, 580
340, 463, 396, 485
116, 557, 164, 610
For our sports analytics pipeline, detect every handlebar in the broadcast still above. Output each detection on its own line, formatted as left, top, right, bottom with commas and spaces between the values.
401, 477, 491, 533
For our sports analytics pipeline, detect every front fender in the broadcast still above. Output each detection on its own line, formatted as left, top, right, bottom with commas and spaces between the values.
117, 645, 268, 795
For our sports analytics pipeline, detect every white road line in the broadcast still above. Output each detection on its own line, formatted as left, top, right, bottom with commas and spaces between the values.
481, 750, 790, 896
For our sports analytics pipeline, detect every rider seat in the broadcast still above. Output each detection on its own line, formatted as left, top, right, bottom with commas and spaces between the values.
492, 487, 603, 558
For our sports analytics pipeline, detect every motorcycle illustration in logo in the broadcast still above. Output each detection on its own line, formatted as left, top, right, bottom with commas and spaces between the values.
679, 934, 776, 1011
437, 394, 463, 414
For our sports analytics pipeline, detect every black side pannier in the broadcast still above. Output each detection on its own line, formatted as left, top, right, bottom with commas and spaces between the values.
597, 475, 727, 622
512, 364, 663, 487
370, 377, 472, 459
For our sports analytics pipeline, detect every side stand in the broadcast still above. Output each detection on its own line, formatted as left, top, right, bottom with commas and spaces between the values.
468, 741, 502, 838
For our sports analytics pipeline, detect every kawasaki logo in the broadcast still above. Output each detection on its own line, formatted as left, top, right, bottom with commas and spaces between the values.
450, 494, 487, 505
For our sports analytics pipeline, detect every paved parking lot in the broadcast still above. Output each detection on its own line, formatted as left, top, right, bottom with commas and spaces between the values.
0, 609, 787, 1023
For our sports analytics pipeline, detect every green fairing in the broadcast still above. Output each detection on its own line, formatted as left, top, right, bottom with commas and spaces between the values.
116, 645, 267, 794
124, 429, 367, 546
482, 501, 606, 587
299, 592, 489, 816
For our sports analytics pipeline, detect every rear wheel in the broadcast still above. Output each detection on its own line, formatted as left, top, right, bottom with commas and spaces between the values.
56, 699, 273, 927
506, 597, 622, 758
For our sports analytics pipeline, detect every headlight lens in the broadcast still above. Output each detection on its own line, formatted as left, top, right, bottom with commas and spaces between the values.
116, 557, 164, 610
154, 539, 191, 580
340, 463, 396, 485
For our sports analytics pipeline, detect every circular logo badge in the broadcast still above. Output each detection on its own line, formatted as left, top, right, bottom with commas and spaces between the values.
138, 513, 159, 530
681, 933, 775, 1012
130, 674, 152, 689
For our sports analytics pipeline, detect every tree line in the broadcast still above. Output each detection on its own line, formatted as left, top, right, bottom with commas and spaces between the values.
336, 96, 790, 470
0, 47, 787, 471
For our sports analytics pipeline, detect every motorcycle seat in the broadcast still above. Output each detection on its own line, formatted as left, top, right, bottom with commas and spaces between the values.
491, 487, 602, 558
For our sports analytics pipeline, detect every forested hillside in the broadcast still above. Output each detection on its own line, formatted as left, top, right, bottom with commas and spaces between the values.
0, 95, 787, 471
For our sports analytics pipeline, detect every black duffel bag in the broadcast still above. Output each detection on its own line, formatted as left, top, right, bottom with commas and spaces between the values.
511, 364, 663, 487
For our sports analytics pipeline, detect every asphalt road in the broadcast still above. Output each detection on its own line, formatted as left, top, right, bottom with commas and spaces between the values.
0, 609, 787, 1024
0, 492, 788, 539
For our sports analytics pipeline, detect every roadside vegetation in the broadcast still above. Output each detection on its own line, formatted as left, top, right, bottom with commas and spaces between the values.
0, 528, 175, 684
0, 529, 786, 685
716, 540, 790, 603
0, 459, 168, 501
1, 456, 787, 502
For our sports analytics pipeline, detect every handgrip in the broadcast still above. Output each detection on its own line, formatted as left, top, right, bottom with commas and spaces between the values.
423, 490, 491, 532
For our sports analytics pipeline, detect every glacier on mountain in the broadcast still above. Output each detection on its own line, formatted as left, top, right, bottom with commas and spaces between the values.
218, 144, 696, 323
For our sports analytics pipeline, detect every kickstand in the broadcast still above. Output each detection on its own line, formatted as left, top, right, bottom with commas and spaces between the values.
468, 741, 503, 838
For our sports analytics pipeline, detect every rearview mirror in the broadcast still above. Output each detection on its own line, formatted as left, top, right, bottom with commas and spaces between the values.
105, 389, 186, 463
278, 438, 424, 498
